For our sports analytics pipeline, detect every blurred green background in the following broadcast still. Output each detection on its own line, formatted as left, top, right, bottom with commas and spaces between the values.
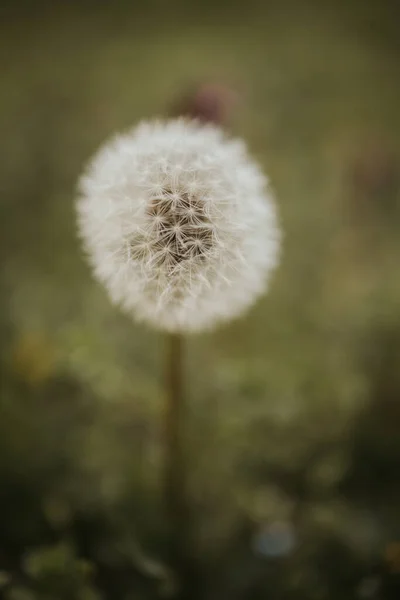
1, 1, 400, 598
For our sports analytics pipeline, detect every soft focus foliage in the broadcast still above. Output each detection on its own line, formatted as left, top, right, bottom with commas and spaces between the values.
1, 1, 400, 599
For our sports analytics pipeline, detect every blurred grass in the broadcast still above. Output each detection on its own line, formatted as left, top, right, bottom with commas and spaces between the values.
1, 1, 400, 598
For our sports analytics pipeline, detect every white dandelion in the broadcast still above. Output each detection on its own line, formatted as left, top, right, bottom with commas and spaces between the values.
76, 118, 280, 332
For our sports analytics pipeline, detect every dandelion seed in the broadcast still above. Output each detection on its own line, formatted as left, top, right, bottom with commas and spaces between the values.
76, 118, 281, 332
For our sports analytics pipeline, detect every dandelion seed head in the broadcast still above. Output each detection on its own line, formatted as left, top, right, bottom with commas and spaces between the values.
76, 118, 281, 332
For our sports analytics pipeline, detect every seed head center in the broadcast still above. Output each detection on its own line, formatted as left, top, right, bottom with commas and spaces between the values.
147, 188, 214, 269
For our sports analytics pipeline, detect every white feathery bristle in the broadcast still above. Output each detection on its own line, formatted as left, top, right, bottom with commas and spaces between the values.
76, 118, 281, 332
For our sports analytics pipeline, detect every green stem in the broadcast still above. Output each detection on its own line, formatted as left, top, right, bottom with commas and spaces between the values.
165, 333, 186, 550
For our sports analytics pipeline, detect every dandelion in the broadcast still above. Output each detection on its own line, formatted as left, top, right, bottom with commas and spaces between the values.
75, 114, 282, 577
76, 118, 280, 333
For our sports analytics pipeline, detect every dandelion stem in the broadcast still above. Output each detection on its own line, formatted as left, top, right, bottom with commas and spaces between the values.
164, 332, 187, 555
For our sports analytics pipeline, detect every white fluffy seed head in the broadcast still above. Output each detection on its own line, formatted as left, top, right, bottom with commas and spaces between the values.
76, 118, 281, 333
